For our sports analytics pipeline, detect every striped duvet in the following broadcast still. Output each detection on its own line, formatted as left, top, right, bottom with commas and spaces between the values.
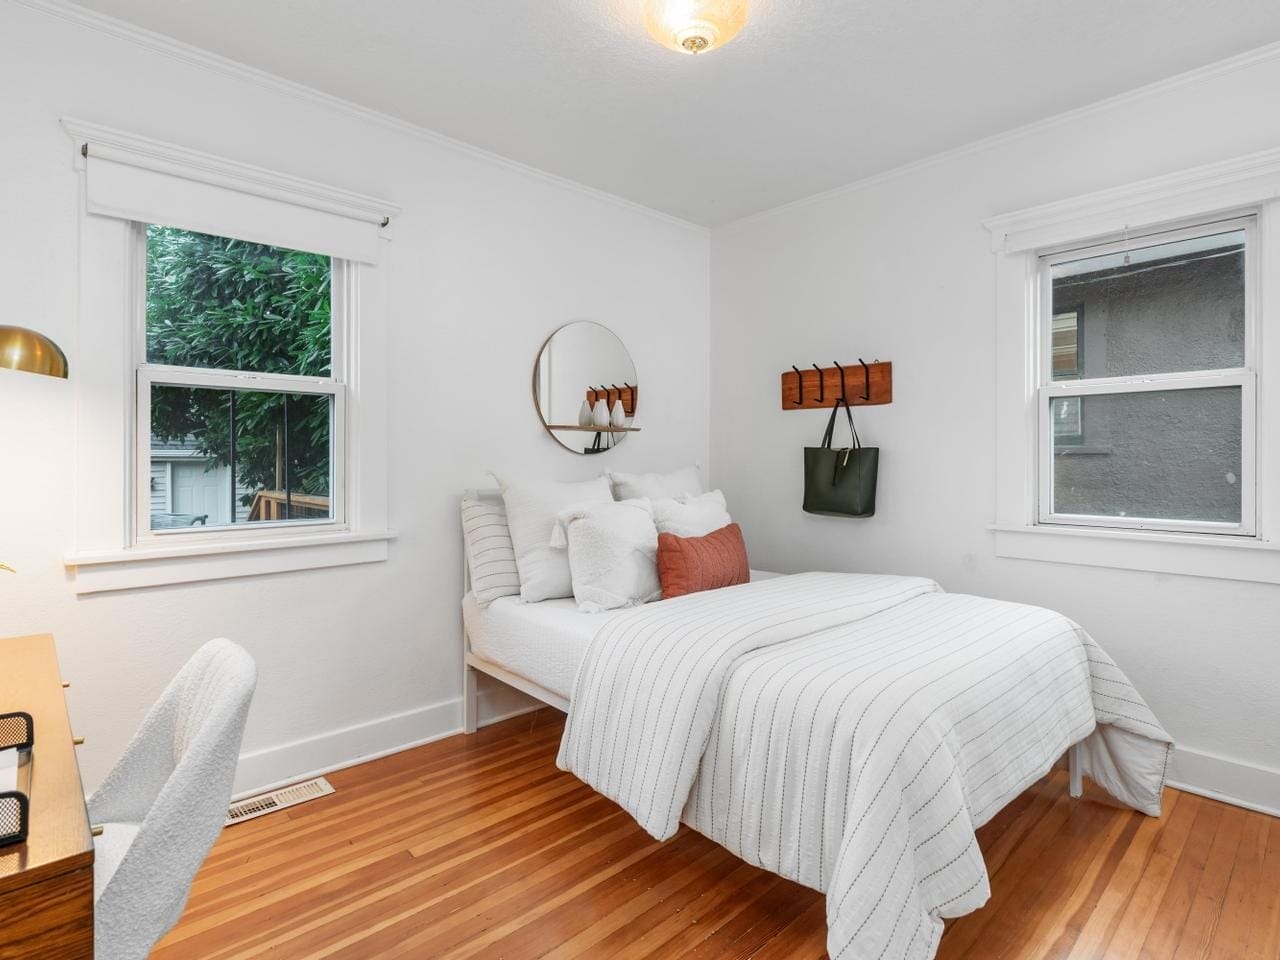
558, 572, 1172, 959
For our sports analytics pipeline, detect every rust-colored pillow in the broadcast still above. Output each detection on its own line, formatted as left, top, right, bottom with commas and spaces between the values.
657, 523, 750, 600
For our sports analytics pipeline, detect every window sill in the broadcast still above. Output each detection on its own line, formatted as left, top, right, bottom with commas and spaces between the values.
991, 523, 1280, 584
65, 530, 395, 595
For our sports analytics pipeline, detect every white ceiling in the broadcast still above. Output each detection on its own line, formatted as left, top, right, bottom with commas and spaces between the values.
69, 0, 1280, 226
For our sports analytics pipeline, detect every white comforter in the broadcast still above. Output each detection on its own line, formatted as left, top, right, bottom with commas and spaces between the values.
558, 572, 1172, 960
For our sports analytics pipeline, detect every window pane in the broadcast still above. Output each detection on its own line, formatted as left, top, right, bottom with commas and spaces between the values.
1050, 387, 1242, 524
146, 225, 332, 376
1052, 395, 1082, 444
1051, 309, 1081, 379
149, 384, 332, 530
1050, 229, 1245, 377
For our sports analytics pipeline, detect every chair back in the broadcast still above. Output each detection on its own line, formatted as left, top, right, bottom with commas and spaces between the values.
92, 638, 256, 960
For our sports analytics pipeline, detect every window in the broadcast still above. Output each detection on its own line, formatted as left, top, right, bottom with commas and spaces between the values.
987, 151, 1280, 583
135, 225, 347, 541
65, 120, 396, 593
1036, 217, 1255, 535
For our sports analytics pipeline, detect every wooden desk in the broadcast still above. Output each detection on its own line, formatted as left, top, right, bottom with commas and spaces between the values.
0, 634, 93, 959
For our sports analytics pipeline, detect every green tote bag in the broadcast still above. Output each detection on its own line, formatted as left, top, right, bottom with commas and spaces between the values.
803, 399, 879, 517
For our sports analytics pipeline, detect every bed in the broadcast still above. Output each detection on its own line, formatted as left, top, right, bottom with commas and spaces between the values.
460, 495, 1172, 960
462, 569, 782, 713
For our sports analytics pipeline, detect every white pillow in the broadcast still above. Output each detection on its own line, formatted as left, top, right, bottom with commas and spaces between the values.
497, 475, 613, 602
607, 466, 703, 501
552, 499, 661, 613
652, 489, 732, 538
460, 496, 521, 606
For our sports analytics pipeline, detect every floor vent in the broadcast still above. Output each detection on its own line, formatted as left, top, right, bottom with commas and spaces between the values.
225, 776, 335, 826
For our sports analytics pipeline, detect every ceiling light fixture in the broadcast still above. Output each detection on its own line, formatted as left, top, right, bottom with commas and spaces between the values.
644, 0, 748, 55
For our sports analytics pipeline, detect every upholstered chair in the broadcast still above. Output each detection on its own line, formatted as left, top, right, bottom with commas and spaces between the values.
87, 638, 257, 960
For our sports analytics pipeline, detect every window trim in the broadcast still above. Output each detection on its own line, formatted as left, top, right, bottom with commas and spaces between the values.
985, 147, 1280, 583
63, 123, 395, 594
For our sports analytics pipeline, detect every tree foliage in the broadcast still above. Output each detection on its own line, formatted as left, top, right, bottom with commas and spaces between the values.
146, 226, 332, 505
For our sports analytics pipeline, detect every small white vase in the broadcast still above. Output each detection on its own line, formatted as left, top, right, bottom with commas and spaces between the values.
610, 400, 626, 428
577, 399, 593, 426
592, 398, 611, 428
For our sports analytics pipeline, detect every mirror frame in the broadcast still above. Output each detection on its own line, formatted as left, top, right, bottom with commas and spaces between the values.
531, 321, 638, 455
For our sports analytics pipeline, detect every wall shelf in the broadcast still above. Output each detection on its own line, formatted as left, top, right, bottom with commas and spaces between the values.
546, 425, 641, 433
780, 361, 892, 410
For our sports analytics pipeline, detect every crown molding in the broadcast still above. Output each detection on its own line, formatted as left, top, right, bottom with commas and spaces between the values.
9, 0, 708, 236
717, 38, 1280, 233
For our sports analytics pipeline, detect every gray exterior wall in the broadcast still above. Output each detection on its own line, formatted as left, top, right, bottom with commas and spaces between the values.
1051, 251, 1244, 523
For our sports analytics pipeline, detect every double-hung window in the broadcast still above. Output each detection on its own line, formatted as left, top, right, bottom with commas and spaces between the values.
988, 151, 1280, 583
64, 119, 397, 593
136, 225, 347, 541
1035, 216, 1255, 536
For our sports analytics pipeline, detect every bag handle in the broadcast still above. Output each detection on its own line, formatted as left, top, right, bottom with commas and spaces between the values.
820, 398, 861, 451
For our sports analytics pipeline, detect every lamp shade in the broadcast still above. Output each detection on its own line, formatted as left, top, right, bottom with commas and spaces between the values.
644, 0, 748, 54
0, 326, 68, 379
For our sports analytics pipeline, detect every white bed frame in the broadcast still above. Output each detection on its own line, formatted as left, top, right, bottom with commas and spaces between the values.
458, 489, 1084, 792
461, 489, 568, 734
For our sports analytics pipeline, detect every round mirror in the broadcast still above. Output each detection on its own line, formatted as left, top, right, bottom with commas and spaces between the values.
533, 321, 638, 455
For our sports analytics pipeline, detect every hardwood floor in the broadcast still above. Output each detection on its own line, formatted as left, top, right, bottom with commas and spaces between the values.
154, 709, 1280, 959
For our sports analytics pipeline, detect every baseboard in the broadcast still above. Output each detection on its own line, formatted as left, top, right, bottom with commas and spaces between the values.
1167, 746, 1280, 818
231, 702, 1278, 821
230, 687, 541, 800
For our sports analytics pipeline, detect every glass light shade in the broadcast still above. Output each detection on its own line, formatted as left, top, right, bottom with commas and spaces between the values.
0, 325, 68, 378
644, 0, 748, 54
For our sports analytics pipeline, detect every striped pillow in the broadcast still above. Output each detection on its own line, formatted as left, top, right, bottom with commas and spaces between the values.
461, 497, 521, 605
656, 522, 750, 600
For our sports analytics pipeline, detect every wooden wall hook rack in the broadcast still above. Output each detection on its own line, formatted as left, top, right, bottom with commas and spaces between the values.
586, 383, 637, 417
780, 360, 892, 410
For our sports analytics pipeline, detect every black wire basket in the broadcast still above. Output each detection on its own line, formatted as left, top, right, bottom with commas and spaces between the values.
0, 712, 34, 752
0, 712, 33, 847
0, 791, 28, 848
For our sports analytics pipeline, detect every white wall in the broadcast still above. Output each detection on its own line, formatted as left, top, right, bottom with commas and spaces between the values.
0, 1, 709, 795
710, 51, 1280, 812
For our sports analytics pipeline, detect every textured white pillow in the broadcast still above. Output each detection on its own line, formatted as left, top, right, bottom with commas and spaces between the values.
460, 496, 521, 606
607, 466, 703, 501
552, 499, 661, 613
497, 475, 613, 602
652, 489, 732, 538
